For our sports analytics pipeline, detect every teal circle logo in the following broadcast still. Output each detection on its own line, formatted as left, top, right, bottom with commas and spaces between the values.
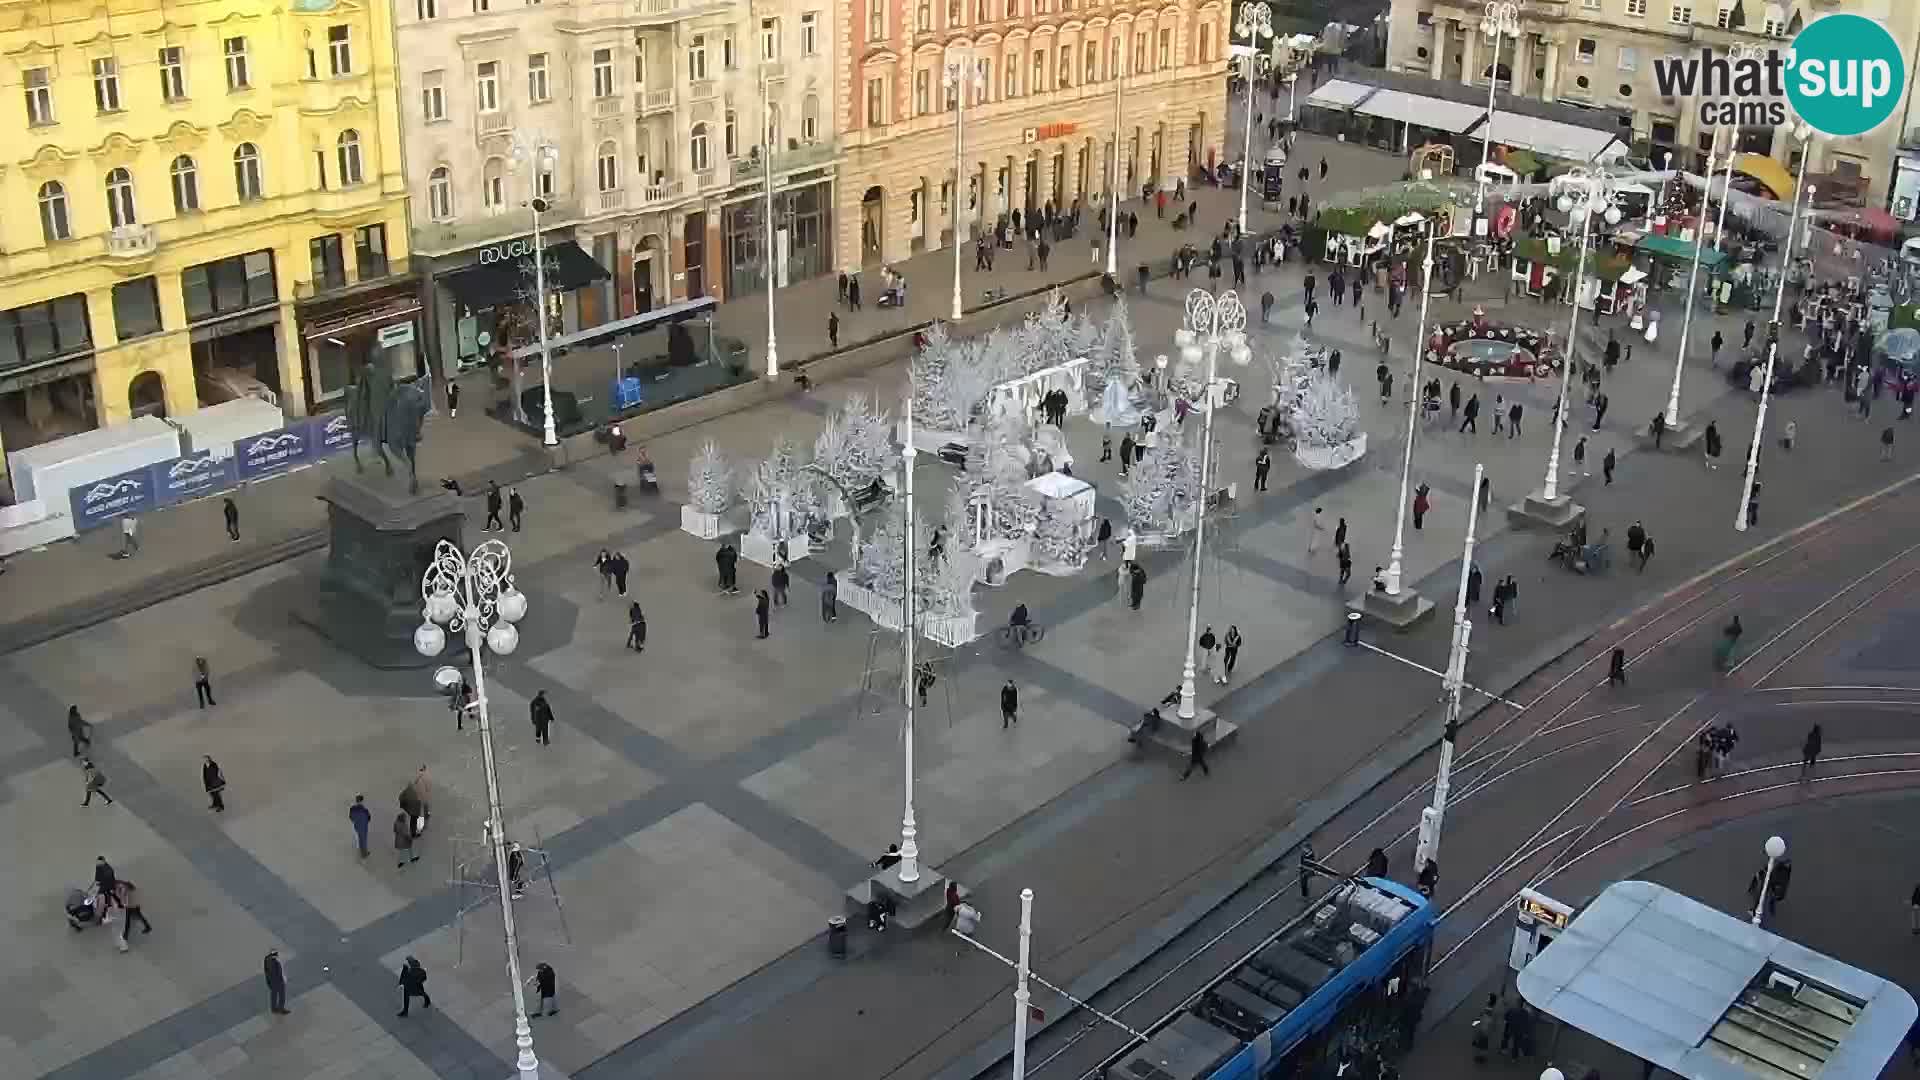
1786, 14, 1905, 137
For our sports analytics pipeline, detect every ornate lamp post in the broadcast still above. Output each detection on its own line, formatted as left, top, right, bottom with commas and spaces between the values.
1473, 2, 1520, 224
1171, 289, 1251, 721
1660, 126, 1727, 439
414, 539, 539, 1080
1106, 52, 1125, 278
1414, 464, 1483, 874
1737, 125, 1815, 533
510, 135, 561, 448
943, 49, 987, 323
897, 397, 923, 883
760, 69, 779, 381
1231, 1, 1273, 231
1752, 835, 1786, 924
1384, 225, 1438, 597
1535, 168, 1623, 507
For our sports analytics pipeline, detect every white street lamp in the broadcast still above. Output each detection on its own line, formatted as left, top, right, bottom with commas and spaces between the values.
1542, 1070, 1566, 1080
1537, 168, 1625, 505
1011, 888, 1034, 1080
1737, 127, 1815, 533
897, 396, 923, 883
1752, 835, 1787, 924
1172, 289, 1252, 721
1106, 53, 1125, 278
1473, 2, 1520, 223
1231, 1, 1274, 231
1414, 463, 1483, 873
1384, 225, 1438, 596
415, 539, 539, 1080
1285, 70, 1298, 125
760, 70, 779, 382
511, 136, 561, 449
1713, 45, 1765, 255
944, 49, 987, 323
1663, 127, 1726, 433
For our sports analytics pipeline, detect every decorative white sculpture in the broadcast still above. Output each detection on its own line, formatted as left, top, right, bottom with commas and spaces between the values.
681, 439, 737, 539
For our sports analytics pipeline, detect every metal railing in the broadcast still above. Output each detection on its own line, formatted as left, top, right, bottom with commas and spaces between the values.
478, 111, 511, 134
593, 95, 624, 117
639, 87, 675, 113
104, 224, 155, 257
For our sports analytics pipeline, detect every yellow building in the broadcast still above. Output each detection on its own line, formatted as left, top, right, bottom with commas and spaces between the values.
0, 0, 415, 483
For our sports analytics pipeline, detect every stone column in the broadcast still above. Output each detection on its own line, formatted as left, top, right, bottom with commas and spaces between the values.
1541, 39, 1560, 103
1510, 34, 1530, 98
1461, 29, 1478, 88
1430, 22, 1447, 80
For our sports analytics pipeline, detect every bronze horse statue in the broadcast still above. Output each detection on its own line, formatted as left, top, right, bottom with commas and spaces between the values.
346, 361, 432, 494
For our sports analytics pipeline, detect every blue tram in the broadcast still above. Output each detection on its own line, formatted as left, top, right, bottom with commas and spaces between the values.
1106, 878, 1435, 1080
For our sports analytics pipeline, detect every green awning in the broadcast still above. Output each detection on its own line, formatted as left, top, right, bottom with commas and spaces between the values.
1633, 232, 1727, 270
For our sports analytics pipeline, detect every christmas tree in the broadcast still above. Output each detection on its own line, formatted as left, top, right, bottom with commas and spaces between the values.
812, 392, 893, 497
1030, 495, 1088, 573
746, 436, 818, 540
1121, 436, 1201, 538
686, 440, 736, 514
963, 414, 1040, 540
1292, 374, 1367, 470
853, 499, 908, 599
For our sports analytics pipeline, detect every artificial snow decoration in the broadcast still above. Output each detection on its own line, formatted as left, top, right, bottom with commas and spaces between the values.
910, 292, 1127, 437
1027, 472, 1095, 575
680, 440, 737, 539
811, 392, 894, 516
742, 436, 822, 565
1292, 375, 1368, 471
963, 417, 1040, 543
841, 504, 910, 630
1120, 435, 1202, 543
1089, 301, 1147, 426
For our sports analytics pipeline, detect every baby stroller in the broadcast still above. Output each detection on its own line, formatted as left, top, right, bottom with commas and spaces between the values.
65, 887, 102, 931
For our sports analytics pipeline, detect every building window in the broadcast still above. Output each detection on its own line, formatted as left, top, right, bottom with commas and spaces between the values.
761, 18, 779, 60
1134, 31, 1148, 72
473, 0, 489, 12
917, 0, 930, 31
802, 93, 819, 140
37, 181, 69, 242
947, 0, 961, 27
423, 71, 446, 120
234, 142, 263, 201
482, 157, 505, 210
93, 57, 122, 113
1199, 22, 1212, 61
477, 60, 500, 112
528, 54, 549, 102
313, 145, 328, 190
427, 166, 452, 219
337, 130, 363, 185
724, 108, 738, 156
722, 32, 736, 70
105, 167, 137, 227
1577, 38, 1596, 63
592, 48, 615, 98
182, 250, 277, 322
690, 122, 711, 170
635, 124, 650, 181
1669, 5, 1691, 24
1582, 0, 1598, 8
355, 223, 388, 279
634, 40, 647, 85
868, 3, 885, 41
310, 234, 347, 290
1627, 0, 1647, 14
417, 0, 437, 18
689, 35, 708, 80
1109, 36, 1121, 78
224, 37, 251, 90
0, 295, 90, 370
914, 68, 930, 115
23, 67, 53, 126
1157, 29, 1171, 69
866, 76, 885, 124
171, 155, 199, 212
328, 25, 352, 75
112, 278, 162, 340
801, 12, 818, 55
1005, 60, 1019, 97
1617, 46, 1637, 71
1032, 50, 1045, 90
159, 47, 187, 101
597, 141, 619, 191
1058, 45, 1071, 88
978, 57, 993, 102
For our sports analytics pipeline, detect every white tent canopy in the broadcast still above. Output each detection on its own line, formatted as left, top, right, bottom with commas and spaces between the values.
1354, 89, 1487, 134
1478, 112, 1627, 163
1304, 78, 1375, 111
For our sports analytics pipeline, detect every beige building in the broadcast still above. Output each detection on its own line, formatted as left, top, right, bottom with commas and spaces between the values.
833, 0, 1228, 271
394, 0, 839, 376
1383, 0, 1920, 208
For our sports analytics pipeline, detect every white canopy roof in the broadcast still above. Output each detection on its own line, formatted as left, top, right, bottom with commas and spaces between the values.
1354, 88, 1487, 134
1618, 266, 1649, 285
1395, 212, 1427, 226
1303, 78, 1374, 110
1366, 222, 1393, 239
1480, 112, 1626, 163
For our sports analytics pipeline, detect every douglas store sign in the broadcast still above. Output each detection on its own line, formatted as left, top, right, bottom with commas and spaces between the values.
476, 236, 545, 265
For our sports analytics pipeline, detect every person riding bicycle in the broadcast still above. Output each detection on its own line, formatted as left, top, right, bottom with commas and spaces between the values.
1009, 603, 1031, 632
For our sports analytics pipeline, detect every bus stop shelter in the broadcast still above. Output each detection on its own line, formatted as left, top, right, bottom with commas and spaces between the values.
1518, 881, 1917, 1080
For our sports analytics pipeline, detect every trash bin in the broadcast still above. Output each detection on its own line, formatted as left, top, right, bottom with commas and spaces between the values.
1344, 611, 1363, 646
827, 915, 848, 958
613, 476, 629, 510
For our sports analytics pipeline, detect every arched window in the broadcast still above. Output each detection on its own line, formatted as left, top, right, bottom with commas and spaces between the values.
427, 165, 452, 220
724, 109, 738, 158
596, 140, 619, 192
234, 143, 264, 201
37, 180, 70, 242
801, 94, 820, 142
105, 167, 137, 227
336, 130, 363, 186
482, 156, 505, 211
690, 122, 711, 172
170, 155, 199, 213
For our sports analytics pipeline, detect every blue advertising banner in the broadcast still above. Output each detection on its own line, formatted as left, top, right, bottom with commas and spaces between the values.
69, 465, 155, 531
235, 424, 314, 481
151, 450, 239, 508
309, 413, 354, 456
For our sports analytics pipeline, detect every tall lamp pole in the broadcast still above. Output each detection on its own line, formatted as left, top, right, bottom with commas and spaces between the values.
1737, 127, 1814, 533
761, 69, 779, 381
1538, 168, 1624, 503
944, 49, 985, 323
1473, 2, 1520, 223
414, 540, 539, 1080
1713, 44, 1764, 255
1285, 70, 1297, 125
1414, 462, 1483, 873
897, 397, 922, 882
511, 135, 561, 448
1232, 1, 1273, 231
1663, 127, 1725, 430
1011, 888, 1034, 1080
1752, 835, 1786, 925
1384, 225, 1437, 596
1172, 290, 1252, 721
1106, 53, 1123, 277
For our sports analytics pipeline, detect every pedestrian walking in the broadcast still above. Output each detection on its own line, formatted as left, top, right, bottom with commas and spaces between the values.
1127, 561, 1147, 609
1638, 534, 1655, 571
1299, 842, 1316, 899
67, 705, 92, 757
194, 656, 215, 707
446, 379, 460, 418
1491, 394, 1504, 435
1001, 680, 1019, 729
1223, 625, 1243, 680
82, 760, 112, 805
1118, 433, 1135, 476
202, 755, 226, 812
594, 550, 615, 598
1710, 329, 1723, 366
1306, 506, 1326, 552
1782, 419, 1796, 451
1449, 382, 1461, 423
264, 950, 290, 1015
1704, 420, 1723, 468
1411, 484, 1431, 530
484, 480, 504, 531
223, 497, 240, 542
1180, 729, 1210, 780
1096, 516, 1113, 559
1883, 425, 1897, 461
754, 589, 771, 638
114, 879, 152, 950
1743, 319, 1755, 350
349, 794, 372, 857
1800, 723, 1823, 778
828, 312, 840, 349
508, 486, 525, 532
1508, 401, 1523, 438
1608, 647, 1628, 686
1337, 543, 1353, 585
1593, 392, 1610, 430
448, 676, 474, 730
1198, 626, 1217, 680
530, 690, 554, 745
1651, 411, 1667, 449
716, 542, 739, 593
394, 810, 416, 867
397, 957, 431, 1016
1378, 369, 1390, 404
1254, 448, 1272, 492
626, 603, 647, 651
1910, 884, 1920, 934
822, 571, 838, 621
535, 963, 559, 1016
116, 514, 140, 558
848, 275, 862, 309
1466, 564, 1482, 607
610, 551, 630, 596
771, 561, 790, 606
94, 855, 120, 913
1574, 436, 1588, 475
1603, 447, 1617, 484
401, 767, 430, 836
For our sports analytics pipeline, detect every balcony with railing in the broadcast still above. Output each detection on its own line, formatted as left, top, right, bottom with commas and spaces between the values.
477, 111, 511, 135
593, 95, 625, 118
639, 87, 676, 114
104, 224, 156, 259
637, 179, 683, 207
730, 139, 842, 183
687, 79, 717, 102
598, 189, 626, 212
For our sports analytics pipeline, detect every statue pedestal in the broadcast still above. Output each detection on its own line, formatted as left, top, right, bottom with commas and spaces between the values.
297, 473, 465, 669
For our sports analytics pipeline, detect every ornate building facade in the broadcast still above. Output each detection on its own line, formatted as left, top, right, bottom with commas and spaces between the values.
834, 0, 1228, 271
0, 0, 412, 473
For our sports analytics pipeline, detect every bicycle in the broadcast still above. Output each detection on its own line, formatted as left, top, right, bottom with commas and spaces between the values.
999, 622, 1046, 649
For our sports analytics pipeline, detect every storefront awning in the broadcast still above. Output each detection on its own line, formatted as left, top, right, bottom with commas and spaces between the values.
1634, 233, 1728, 270
1304, 78, 1375, 111
1354, 89, 1487, 134
1478, 113, 1625, 164
441, 241, 611, 311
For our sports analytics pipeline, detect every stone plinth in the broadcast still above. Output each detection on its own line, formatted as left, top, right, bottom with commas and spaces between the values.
1635, 419, 1706, 453
1349, 586, 1436, 631
1506, 491, 1586, 531
1135, 703, 1241, 759
298, 473, 464, 669
844, 863, 959, 933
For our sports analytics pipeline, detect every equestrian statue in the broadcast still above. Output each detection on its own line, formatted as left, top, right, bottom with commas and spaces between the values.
346, 360, 432, 495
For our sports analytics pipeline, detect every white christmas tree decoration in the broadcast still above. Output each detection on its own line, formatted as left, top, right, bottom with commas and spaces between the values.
964, 415, 1040, 541
1121, 437, 1201, 539
1292, 374, 1368, 470
746, 435, 818, 540
1031, 496, 1088, 572
686, 440, 735, 514
853, 500, 908, 599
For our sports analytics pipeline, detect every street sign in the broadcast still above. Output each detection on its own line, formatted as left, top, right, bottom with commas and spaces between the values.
1029, 1005, 1045, 1022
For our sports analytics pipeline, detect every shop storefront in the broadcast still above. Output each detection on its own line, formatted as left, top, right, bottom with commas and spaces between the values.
295, 279, 424, 410
424, 233, 612, 376
722, 178, 834, 299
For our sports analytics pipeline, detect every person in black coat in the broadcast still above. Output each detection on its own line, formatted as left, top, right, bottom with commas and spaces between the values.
1128, 562, 1147, 609
484, 481, 504, 531
94, 856, 120, 910
397, 957, 431, 1016
771, 562, 790, 605
264, 949, 290, 1015
530, 691, 554, 745
202, 755, 226, 812
1180, 730, 1210, 779
626, 602, 647, 651
754, 589, 771, 638
535, 962, 558, 1016
1000, 680, 1018, 729
610, 551, 630, 596
508, 487, 526, 532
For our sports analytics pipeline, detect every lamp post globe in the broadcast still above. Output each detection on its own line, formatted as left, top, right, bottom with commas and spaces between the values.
414, 621, 447, 658
1765, 835, 1786, 859
1541, 1070, 1566, 1080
